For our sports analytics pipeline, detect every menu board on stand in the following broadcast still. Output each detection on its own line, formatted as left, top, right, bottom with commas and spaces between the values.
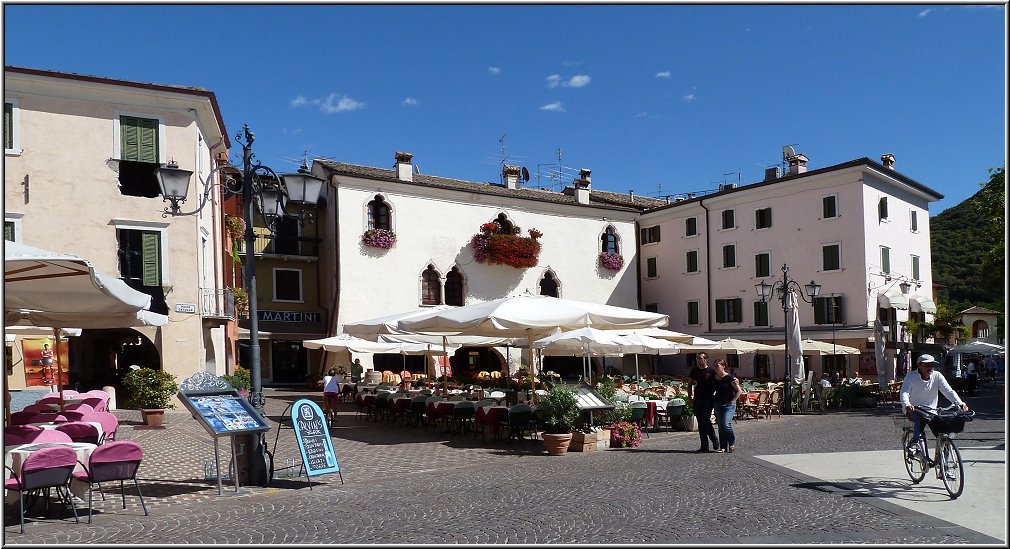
289, 398, 343, 488
177, 387, 271, 495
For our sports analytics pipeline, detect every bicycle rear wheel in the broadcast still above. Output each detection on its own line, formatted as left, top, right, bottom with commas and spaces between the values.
902, 430, 928, 483
938, 438, 965, 498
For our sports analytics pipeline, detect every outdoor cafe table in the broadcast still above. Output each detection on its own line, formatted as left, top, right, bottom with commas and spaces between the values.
4, 441, 96, 503
28, 421, 105, 442
645, 400, 670, 432
475, 405, 509, 436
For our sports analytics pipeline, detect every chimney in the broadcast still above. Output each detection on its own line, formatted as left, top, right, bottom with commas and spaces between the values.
503, 164, 521, 190
629, 189, 635, 203
395, 151, 413, 182
881, 153, 895, 170
786, 153, 808, 175
574, 168, 592, 205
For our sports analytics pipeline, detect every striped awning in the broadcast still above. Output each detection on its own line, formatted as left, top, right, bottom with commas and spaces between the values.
909, 295, 937, 314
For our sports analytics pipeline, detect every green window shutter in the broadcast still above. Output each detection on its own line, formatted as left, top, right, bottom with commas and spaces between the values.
4, 221, 14, 242
121, 116, 159, 162
4, 103, 12, 150
141, 232, 160, 287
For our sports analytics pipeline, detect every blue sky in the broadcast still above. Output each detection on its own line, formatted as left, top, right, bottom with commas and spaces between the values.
3, 4, 1005, 214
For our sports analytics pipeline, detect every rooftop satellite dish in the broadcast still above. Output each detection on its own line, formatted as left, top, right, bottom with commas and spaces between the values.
783, 145, 796, 159
521, 167, 530, 182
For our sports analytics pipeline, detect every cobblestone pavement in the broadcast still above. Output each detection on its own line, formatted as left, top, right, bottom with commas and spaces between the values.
3, 380, 1005, 544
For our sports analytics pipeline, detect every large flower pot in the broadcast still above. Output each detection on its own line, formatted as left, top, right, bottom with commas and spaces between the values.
673, 415, 698, 432
542, 433, 573, 456
140, 409, 166, 427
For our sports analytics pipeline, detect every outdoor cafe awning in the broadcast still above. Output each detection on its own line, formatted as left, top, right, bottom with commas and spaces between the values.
908, 295, 937, 314
877, 292, 909, 311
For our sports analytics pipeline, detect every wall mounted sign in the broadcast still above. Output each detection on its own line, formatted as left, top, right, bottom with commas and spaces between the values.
289, 399, 340, 477
258, 310, 322, 323
175, 303, 197, 313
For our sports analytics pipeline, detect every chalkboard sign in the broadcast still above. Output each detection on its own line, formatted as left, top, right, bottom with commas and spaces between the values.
290, 399, 340, 477
178, 389, 272, 437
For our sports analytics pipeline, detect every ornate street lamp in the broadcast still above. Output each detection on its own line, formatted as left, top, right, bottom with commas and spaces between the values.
157, 124, 323, 485
755, 264, 821, 415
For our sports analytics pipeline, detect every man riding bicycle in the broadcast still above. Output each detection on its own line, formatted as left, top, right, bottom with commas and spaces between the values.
900, 354, 969, 457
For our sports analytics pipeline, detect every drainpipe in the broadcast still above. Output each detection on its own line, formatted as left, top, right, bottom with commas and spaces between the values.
698, 199, 712, 334
634, 220, 643, 309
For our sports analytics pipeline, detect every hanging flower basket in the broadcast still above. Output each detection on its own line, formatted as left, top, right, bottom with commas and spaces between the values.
362, 228, 397, 249
224, 215, 246, 265
599, 251, 624, 271
231, 287, 249, 318
471, 224, 542, 269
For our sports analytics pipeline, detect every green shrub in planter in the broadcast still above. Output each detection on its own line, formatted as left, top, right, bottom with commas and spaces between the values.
122, 367, 179, 410
221, 367, 251, 391
538, 385, 580, 434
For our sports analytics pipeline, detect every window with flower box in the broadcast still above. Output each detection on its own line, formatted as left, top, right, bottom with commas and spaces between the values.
367, 195, 391, 230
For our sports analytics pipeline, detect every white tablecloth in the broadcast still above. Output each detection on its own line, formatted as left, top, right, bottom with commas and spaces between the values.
4, 442, 96, 503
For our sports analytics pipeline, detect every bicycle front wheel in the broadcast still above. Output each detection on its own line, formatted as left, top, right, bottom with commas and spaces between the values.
938, 439, 965, 499
902, 430, 928, 484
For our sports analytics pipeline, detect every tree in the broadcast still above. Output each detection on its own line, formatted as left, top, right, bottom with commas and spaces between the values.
974, 166, 1005, 298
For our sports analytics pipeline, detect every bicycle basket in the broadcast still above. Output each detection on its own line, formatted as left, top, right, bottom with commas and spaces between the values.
928, 414, 966, 435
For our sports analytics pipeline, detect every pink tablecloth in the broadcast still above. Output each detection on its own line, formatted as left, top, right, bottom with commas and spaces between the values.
475, 406, 509, 435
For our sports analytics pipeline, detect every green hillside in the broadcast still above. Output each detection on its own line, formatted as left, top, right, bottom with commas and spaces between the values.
930, 166, 1005, 318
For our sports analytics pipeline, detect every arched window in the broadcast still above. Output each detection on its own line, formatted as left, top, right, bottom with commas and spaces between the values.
495, 213, 514, 234
367, 195, 391, 230
601, 226, 619, 254
539, 271, 559, 298
421, 264, 441, 306
972, 320, 989, 339
444, 266, 464, 306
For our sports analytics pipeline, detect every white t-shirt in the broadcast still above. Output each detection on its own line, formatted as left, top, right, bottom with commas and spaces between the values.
322, 375, 340, 393
818, 379, 831, 387
966, 362, 977, 375
899, 369, 963, 410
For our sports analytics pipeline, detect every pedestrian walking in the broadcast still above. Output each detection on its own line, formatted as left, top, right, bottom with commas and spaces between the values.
712, 359, 743, 453
966, 358, 978, 396
687, 352, 719, 452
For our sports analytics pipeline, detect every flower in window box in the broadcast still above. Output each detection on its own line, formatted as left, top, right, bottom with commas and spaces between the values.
480, 222, 499, 235
599, 251, 624, 271
231, 287, 249, 318
528, 228, 543, 240
362, 228, 397, 249
471, 224, 542, 269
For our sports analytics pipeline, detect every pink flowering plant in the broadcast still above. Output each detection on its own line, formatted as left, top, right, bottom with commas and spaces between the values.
362, 228, 397, 249
609, 420, 643, 448
599, 251, 624, 271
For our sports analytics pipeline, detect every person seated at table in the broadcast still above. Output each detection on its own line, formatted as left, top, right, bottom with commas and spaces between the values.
846, 371, 863, 385
831, 370, 844, 386
817, 373, 832, 387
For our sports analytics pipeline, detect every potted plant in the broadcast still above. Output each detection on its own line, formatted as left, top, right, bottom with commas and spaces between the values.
121, 366, 179, 427
538, 385, 580, 456
221, 367, 251, 397
362, 228, 397, 249
609, 420, 643, 448
670, 397, 697, 431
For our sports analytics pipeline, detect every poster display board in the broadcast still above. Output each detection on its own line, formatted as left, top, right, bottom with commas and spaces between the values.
289, 399, 340, 477
178, 389, 271, 437
21, 337, 69, 387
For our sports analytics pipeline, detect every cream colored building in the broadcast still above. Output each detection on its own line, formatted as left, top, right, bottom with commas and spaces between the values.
4, 66, 232, 395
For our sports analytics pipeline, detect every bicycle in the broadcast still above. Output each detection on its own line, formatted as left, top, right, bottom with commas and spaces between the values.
900, 404, 975, 498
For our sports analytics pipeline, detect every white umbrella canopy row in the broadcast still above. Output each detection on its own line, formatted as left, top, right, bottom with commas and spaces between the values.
949, 341, 1005, 355
768, 339, 861, 356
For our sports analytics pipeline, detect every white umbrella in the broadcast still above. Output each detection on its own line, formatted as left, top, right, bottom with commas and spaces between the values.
609, 327, 712, 346
786, 290, 805, 383
768, 339, 860, 356
679, 337, 773, 354
617, 333, 681, 383
874, 319, 888, 386
949, 341, 1005, 355
533, 327, 644, 384
4, 241, 168, 411
399, 293, 669, 399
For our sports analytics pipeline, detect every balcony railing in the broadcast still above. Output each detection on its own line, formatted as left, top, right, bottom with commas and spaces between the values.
238, 232, 320, 257
201, 288, 235, 320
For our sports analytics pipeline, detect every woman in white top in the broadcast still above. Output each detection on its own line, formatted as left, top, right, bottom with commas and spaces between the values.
321, 369, 340, 417
900, 354, 969, 454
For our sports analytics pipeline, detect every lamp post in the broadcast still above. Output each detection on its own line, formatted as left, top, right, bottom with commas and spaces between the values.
755, 264, 821, 415
156, 124, 323, 485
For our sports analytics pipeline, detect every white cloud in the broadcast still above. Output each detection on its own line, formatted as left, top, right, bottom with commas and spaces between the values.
488, 66, 501, 76
547, 74, 592, 88
683, 94, 696, 102
317, 93, 364, 113
540, 101, 565, 112
655, 71, 671, 79
634, 112, 648, 118
402, 97, 419, 106
918, 8, 931, 17
290, 96, 308, 107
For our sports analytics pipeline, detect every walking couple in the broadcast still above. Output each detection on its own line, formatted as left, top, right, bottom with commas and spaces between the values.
687, 353, 743, 453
